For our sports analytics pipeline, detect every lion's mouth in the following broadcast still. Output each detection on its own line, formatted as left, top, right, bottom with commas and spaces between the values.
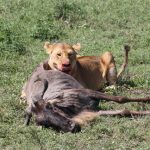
54, 63, 71, 74
61, 67, 71, 74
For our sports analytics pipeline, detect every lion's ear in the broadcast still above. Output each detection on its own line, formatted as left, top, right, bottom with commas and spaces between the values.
44, 42, 53, 54
72, 43, 81, 52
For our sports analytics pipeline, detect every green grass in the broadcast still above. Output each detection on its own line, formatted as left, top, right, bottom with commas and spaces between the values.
0, 0, 150, 149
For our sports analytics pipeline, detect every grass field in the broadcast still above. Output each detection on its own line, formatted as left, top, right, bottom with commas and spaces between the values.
0, 0, 150, 149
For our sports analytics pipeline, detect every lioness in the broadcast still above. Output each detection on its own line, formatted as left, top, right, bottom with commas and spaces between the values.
44, 42, 130, 90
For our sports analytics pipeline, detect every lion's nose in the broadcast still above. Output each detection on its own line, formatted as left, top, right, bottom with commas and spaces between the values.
62, 59, 71, 67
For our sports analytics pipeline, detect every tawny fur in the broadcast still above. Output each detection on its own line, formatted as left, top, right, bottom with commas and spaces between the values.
44, 42, 130, 90
71, 111, 98, 126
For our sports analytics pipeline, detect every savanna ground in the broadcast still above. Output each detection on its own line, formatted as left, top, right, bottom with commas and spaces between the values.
0, 0, 150, 149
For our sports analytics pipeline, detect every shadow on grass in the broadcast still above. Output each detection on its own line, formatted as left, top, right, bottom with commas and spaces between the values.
118, 79, 137, 88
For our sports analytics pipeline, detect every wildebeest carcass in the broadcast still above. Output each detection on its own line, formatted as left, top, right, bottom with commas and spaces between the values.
21, 62, 150, 133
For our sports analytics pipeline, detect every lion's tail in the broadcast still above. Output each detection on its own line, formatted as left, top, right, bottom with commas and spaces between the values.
117, 45, 130, 79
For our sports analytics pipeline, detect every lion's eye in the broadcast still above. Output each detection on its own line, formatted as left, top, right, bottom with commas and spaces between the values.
57, 53, 61, 56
